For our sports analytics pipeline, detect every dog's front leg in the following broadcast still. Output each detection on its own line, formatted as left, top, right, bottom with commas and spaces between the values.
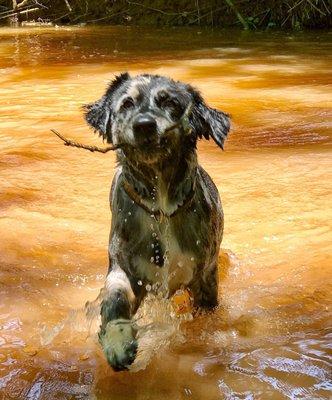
190, 262, 219, 310
98, 266, 138, 371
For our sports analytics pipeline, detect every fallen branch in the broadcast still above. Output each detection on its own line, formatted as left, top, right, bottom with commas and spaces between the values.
16, 0, 32, 9
63, 0, 72, 12
0, 7, 39, 19
306, 0, 326, 16
50, 129, 120, 153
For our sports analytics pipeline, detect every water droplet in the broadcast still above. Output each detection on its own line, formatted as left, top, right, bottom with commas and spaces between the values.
193, 209, 197, 213
137, 280, 142, 286
146, 284, 152, 291
124, 218, 127, 223
132, 200, 135, 204
119, 208, 122, 212
196, 240, 201, 245
128, 211, 132, 216
151, 214, 155, 218
151, 243, 155, 248
150, 257, 154, 263
190, 257, 195, 262
155, 249, 159, 254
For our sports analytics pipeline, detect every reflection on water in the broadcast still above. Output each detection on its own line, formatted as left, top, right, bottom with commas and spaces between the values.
0, 26, 331, 399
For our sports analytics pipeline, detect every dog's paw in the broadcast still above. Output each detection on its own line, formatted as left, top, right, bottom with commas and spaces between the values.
99, 319, 137, 371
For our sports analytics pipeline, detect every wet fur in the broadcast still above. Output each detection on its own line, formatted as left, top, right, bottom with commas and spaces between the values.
84, 73, 230, 370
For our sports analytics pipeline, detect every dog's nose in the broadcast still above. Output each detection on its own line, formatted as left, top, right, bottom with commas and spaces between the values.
133, 115, 157, 137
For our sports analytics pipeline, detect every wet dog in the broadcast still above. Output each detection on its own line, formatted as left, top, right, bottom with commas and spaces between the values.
84, 73, 230, 371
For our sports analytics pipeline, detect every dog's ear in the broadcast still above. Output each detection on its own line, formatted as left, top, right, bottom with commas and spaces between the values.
189, 90, 230, 150
83, 72, 130, 143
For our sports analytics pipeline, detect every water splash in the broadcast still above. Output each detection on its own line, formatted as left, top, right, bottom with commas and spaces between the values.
130, 293, 192, 372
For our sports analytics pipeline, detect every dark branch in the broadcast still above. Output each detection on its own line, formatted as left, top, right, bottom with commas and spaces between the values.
50, 129, 120, 153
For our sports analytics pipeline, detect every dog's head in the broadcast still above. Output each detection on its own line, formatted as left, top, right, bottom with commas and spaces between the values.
84, 73, 230, 162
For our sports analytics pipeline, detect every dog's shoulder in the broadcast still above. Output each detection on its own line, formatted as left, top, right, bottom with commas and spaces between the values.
110, 167, 123, 208
197, 165, 220, 204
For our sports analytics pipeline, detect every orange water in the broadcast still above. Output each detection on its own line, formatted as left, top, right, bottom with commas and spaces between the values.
0, 26, 331, 399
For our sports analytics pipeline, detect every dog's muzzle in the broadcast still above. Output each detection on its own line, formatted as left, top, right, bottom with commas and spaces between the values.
133, 114, 157, 144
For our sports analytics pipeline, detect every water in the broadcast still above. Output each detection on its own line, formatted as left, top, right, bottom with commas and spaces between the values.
0, 26, 331, 399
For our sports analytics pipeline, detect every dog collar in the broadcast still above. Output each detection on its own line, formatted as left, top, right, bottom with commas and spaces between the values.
122, 181, 195, 222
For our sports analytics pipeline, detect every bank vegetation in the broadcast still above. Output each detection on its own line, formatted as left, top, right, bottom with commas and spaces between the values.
0, 0, 330, 29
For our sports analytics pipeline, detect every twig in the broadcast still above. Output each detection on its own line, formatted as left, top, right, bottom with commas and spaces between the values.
196, 0, 200, 25
50, 129, 120, 153
287, 0, 305, 13
282, 0, 305, 27
63, 0, 72, 12
83, 9, 129, 23
0, 3, 36, 16
34, 1, 48, 10
305, 0, 326, 16
320, 0, 331, 14
16, 0, 32, 9
51, 12, 70, 22
0, 7, 39, 19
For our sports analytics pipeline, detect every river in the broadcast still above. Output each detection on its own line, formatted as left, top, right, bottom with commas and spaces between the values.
0, 26, 331, 399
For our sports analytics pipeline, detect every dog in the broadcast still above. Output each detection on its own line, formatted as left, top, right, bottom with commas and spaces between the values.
84, 73, 230, 371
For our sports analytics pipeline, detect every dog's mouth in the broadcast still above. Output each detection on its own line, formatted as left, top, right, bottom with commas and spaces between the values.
141, 136, 157, 147
142, 135, 174, 154
121, 134, 174, 164
131, 128, 174, 150
118, 117, 188, 158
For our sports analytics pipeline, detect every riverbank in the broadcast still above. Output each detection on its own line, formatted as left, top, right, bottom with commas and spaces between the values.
1, 0, 331, 30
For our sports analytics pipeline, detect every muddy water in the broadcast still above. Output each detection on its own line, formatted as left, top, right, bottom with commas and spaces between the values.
0, 26, 331, 399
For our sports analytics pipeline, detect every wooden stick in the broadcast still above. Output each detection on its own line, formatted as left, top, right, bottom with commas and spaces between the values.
0, 7, 39, 19
50, 129, 119, 153
63, 0, 72, 12
16, 0, 32, 9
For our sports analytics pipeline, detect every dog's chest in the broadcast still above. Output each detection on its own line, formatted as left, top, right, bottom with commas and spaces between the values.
131, 212, 197, 293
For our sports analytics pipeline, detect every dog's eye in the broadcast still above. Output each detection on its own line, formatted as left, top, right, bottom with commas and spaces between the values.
163, 98, 179, 109
121, 97, 135, 111
157, 93, 178, 110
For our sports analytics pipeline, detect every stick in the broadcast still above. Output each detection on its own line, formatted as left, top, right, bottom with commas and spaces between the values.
63, 0, 72, 12
50, 129, 120, 153
16, 0, 32, 9
0, 7, 39, 19
0, 2, 37, 16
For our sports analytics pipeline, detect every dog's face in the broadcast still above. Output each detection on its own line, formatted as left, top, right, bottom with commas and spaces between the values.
84, 73, 230, 163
